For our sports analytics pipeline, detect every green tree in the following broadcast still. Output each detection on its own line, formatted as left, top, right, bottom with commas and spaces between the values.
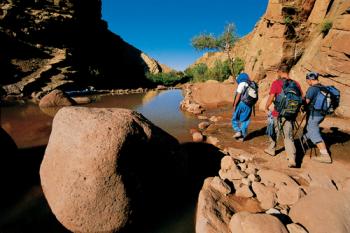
191, 23, 239, 75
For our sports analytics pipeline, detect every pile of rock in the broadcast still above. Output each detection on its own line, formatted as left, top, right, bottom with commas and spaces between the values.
196, 149, 350, 233
180, 84, 204, 115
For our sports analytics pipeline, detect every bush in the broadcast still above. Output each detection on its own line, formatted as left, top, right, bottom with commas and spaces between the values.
207, 60, 231, 82
284, 16, 293, 26
184, 63, 209, 82
185, 58, 245, 83
321, 20, 333, 36
146, 71, 188, 86
232, 57, 245, 77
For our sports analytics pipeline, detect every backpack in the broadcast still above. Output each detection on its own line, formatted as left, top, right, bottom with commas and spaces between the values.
274, 79, 303, 120
312, 85, 340, 115
241, 80, 259, 107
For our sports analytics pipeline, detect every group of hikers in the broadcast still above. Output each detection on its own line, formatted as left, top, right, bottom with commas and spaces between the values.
231, 64, 340, 168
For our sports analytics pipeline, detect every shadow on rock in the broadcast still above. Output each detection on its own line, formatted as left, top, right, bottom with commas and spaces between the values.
0, 128, 68, 232
128, 142, 225, 233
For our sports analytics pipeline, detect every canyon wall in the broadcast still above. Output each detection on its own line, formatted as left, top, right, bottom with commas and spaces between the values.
0, 0, 163, 98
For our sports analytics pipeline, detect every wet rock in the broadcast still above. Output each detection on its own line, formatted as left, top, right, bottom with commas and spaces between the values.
39, 89, 76, 108
71, 96, 91, 104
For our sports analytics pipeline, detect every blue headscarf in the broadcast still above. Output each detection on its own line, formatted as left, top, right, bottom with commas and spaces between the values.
236, 73, 249, 84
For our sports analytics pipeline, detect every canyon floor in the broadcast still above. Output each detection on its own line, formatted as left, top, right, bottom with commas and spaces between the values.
197, 104, 350, 183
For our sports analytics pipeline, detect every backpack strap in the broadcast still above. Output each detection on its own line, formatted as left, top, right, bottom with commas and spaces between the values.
240, 81, 250, 101
310, 84, 326, 116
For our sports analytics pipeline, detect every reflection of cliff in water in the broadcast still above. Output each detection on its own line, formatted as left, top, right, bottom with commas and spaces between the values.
1, 90, 200, 148
1, 102, 53, 148
142, 90, 160, 105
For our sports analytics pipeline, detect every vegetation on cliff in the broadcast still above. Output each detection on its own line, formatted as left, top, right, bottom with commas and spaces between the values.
191, 23, 239, 76
185, 58, 244, 82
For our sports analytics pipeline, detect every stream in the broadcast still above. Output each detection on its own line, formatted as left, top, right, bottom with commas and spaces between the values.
0, 89, 200, 233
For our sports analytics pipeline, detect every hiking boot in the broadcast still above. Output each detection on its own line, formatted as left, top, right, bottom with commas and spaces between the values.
312, 153, 332, 164
264, 148, 276, 156
233, 131, 242, 139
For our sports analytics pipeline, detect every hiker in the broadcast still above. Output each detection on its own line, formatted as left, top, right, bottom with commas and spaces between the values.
264, 64, 303, 168
303, 71, 335, 163
232, 72, 258, 142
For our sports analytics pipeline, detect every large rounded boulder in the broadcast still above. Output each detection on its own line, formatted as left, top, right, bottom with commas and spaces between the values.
40, 107, 181, 233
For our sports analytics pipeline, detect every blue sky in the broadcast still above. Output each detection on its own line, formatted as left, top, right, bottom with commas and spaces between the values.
102, 0, 268, 71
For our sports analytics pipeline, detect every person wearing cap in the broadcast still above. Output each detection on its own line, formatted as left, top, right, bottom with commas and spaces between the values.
304, 71, 332, 163
231, 72, 252, 142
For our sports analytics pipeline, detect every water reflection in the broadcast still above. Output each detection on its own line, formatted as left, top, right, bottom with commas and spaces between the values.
1, 89, 199, 148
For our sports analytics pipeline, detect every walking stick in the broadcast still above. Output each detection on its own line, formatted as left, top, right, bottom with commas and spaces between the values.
293, 112, 307, 138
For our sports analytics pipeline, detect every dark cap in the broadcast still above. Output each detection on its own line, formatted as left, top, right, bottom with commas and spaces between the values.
306, 71, 319, 80
278, 64, 290, 73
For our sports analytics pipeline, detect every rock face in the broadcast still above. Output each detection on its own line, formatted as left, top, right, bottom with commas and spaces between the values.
196, 177, 262, 233
0, 0, 164, 98
289, 189, 350, 233
180, 82, 235, 114
40, 107, 182, 232
191, 0, 350, 117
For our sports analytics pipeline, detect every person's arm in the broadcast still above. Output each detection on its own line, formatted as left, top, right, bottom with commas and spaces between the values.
233, 93, 241, 110
233, 82, 245, 111
265, 93, 275, 113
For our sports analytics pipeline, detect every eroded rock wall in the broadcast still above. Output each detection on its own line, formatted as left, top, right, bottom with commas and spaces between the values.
191, 0, 350, 117
0, 0, 163, 98
241, 0, 350, 117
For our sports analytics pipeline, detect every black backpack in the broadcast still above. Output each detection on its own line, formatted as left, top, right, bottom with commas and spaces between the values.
312, 85, 340, 115
241, 80, 259, 107
274, 79, 302, 120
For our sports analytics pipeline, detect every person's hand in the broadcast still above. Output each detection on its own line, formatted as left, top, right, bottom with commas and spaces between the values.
264, 108, 270, 114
